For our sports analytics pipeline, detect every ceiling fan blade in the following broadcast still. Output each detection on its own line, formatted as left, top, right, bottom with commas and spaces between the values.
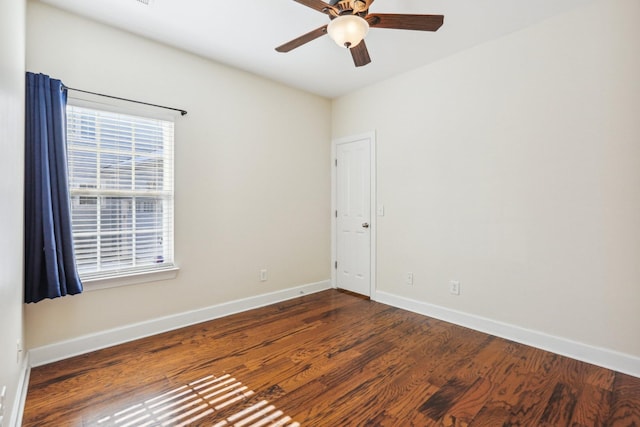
275, 25, 328, 53
366, 14, 444, 32
350, 40, 371, 67
294, 0, 330, 13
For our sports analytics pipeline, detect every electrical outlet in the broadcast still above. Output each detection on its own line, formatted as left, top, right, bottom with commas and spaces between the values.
0, 385, 6, 424
450, 280, 460, 295
406, 272, 414, 286
260, 269, 268, 282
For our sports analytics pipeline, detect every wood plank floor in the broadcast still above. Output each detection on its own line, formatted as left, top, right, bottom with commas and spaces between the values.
23, 290, 640, 426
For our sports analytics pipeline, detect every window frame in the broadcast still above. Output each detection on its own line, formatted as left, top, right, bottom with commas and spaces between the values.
66, 95, 179, 290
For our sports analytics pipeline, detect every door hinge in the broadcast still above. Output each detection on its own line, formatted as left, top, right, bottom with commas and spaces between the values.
335, 158, 337, 166
335, 210, 338, 218
334, 261, 338, 269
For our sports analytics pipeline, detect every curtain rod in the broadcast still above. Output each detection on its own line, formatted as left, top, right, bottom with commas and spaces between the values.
63, 86, 188, 116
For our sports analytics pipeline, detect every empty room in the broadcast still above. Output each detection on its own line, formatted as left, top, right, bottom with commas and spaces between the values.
1, 0, 639, 425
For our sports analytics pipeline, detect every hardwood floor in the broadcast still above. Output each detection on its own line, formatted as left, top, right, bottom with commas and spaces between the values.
23, 290, 640, 426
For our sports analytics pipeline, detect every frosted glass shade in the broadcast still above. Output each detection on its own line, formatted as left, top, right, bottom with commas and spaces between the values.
327, 15, 369, 48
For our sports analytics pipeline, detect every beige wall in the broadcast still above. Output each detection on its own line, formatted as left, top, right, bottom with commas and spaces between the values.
25, 2, 331, 349
0, 0, 26, 421
23, 0, 639, 366
333, 0, 640, 357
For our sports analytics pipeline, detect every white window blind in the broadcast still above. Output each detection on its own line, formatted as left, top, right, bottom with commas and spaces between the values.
66, 104, 174, 281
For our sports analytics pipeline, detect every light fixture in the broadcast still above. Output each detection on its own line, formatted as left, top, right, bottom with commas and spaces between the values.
327, 15, 370, 49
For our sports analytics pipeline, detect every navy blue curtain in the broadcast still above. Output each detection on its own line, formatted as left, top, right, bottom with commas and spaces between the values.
25, 72, 83, 303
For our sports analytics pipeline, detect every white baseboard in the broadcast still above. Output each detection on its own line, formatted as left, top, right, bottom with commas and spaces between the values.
374, 290, 640, 378
9, 352, 30, 427
29, 280, 331, 367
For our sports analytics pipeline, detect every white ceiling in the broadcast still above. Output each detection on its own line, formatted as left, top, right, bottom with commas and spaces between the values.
38, 0, 592, 99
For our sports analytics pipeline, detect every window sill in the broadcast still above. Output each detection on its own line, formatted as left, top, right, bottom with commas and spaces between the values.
82, 266, 180, 291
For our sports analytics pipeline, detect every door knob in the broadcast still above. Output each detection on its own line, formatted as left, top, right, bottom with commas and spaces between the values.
362, 223, 369, 228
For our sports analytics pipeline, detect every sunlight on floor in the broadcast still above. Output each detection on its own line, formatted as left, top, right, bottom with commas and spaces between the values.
94, 374, 300, 427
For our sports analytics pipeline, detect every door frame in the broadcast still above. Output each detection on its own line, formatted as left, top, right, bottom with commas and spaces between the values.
331, 131, 377, 298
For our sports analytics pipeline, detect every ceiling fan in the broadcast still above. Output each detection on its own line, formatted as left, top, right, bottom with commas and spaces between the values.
275, 0, 444, 67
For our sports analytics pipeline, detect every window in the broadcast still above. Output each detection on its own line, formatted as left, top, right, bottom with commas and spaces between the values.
66, 104, 175, 282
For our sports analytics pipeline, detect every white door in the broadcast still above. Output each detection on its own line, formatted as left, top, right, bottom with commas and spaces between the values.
336, 138, 371, 296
